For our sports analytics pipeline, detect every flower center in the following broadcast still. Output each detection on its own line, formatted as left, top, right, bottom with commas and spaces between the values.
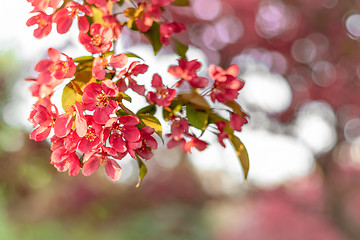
96, 92, 108, 108
91, 34, 102, 46
85, 128, 97, 142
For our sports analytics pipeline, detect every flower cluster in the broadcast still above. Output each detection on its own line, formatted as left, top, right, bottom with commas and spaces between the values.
26, 0, 250, 183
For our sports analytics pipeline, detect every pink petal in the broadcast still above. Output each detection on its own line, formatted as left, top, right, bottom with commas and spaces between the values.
110, 54, 128, 69
82, 155, 101, 176
54, 114, 72, 138
30, 126, 51, 141
104, 159, 121, 181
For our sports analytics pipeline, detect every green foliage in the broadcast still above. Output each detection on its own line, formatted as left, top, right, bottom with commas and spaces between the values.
228, 134, 249, 179
137, 104, 157, 115
136, 155, 148, 188
171, 0, 190, 6
173, 39, 188, 59
124, 52, 145, 61
73, 56, 94, 64
61, 71, 94, 110
138, 114, 163, 139
178, 93, 210, 110
163, 100, 183, 121
186, 104, 208, 131
143, 23, 162, 55
119, 92, 132, 102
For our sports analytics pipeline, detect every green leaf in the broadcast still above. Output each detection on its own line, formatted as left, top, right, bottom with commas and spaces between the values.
116, 109, 128, 117
171, 0, 190, 6
119, 92, 132, 102
178, 93, 210, 110
73, 56, 94, 64
173, 38, 188, 59
62, 83, 78, 111
61, 71, 94, 110
143, 22, 162, 55
225, 101, 246, 118
124, 52, 145, 61
138, 114, 163, 139
137, 104, 156, 115
186, 104, 208, 131
228, 134, 249, 180
135, 155, 147, 188
208, 112, 227, 124
116, 0, 125, 6
162, 99, 183, 121
91, 6, 104, 24
103, 50, 115, 58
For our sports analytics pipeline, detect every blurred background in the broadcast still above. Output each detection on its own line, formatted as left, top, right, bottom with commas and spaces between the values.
1, 0, 360, 239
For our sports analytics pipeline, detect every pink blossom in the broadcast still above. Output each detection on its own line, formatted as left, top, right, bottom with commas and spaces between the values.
103, 15, 122, 39
136, 3, 162, 32
135, 126, 158, 160
26, 12, 53, 39
79, 23, 113, 53
82, 80, 119, 124
27, 0, 61, 12
103, 115, 141, 158
229, 113, 248, 132
168, 59, 208, 88
92, 56, 108, 80
35, 48, 76, 83
117, 61, 148, 95
151, 0, 174, 7
53, 1, 93, 34
51, 146, 81, 176
166, 118, 189, 149
216, 121, 229, 147
209, 64, 245, 103
86, 0, 107, 8
160, 22, 186, 45
183, 136, 208, 153
78, 116, 103, 153
29, 101, 58, 141
82, 151, 122, 181
146, 74, 176, 107
53, 102, 87, 138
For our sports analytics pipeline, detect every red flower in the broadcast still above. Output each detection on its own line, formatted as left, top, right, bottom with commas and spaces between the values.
92, 54, 128, 80
29, 100, 58, 141
117, 61, 148, 95
135, 3, 162, 32
53, 102, 87, 138
82, 151, 122, 181
82, 80, 119, 124
150, 0, 174, 6
86, 0, 107, 8
103, 115, 141, 157
209, 64, 245, 103
79, 23, 113, 53
77, 116, 102, 153
51, 146, 81, 176
53, 1, 93, 34
160, 22, 186, 45
27, 0, 61, 12
35, 48, 76, 83
135, 126, 158, 160
92, 56, 107, 80
103, 15, 122, 40
216, 121, 229, 147
168, 59, 208, 88
183, 136, 208, 153
26, 12, 53, 39
229, 113, 248, 132
146, 74, 176, 107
